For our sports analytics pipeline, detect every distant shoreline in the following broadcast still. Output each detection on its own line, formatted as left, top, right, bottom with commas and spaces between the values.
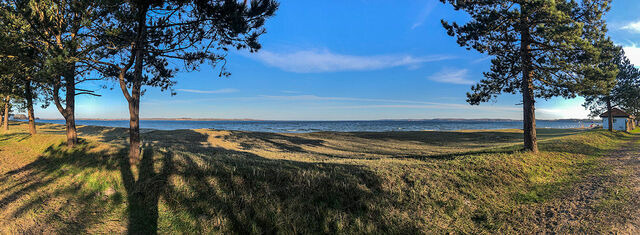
32, 118, 264, 121
11, 119, 599, 133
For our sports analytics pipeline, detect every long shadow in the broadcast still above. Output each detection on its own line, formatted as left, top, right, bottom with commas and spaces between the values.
77, 125, 129, 143
335, 131, 521, 145
396, 147, 522, 160
399, 130, 622, 160
143, 130, 395, 233
323, 129, 584, 146
0, 125, 605, 233
0, 128, 401, 234
0, 139, 123, 233
217, 129, 589, 163
0, 133, 31, 142
223, 131, 325, 152
119, 144, 172, 234
159, 146, 390, 233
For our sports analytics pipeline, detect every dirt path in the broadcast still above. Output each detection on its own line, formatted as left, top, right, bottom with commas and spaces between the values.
606, 136, 640, 233
535, 135, 640, 233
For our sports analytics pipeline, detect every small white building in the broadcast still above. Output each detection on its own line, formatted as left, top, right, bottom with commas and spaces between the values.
600, 108, 635, 132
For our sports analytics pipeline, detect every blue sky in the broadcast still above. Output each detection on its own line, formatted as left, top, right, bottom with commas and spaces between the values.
36, 0, 640, 120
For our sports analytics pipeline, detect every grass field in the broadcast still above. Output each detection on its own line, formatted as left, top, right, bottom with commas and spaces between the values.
0, 121, 637, 233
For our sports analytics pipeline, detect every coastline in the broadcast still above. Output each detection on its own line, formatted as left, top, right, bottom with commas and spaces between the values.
14, 119, 600, 133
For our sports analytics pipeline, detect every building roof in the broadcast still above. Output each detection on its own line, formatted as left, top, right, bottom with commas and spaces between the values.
600, 107, 633, 118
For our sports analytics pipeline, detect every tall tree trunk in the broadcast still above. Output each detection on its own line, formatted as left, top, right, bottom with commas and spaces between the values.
127, 3, 148, 163
2, 96, 9, 131
128, 84, 141, 163
25, 78, 36, 135
606, 97, 613, 132
64, 65, 77, 147
520, 15, 538, 153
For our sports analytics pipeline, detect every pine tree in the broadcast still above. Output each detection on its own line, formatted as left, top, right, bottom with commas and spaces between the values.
440, 0, 617, 152
91, 0, 279, 162
1, 0, 110, 146
583, 48, 640, 130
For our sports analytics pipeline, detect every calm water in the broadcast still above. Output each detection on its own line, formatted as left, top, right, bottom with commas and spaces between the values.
25, 119, 600, 133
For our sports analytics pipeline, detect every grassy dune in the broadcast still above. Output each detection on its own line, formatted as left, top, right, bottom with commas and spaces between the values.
0, 121, 637, 233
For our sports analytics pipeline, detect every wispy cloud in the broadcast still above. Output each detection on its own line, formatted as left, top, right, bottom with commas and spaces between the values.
623, 45, 640, 66
252, 49, 456, 73
472, 56, 492, 64
538, 107, 590, 119
411, 0, 438, 29
176, 88, 239, 94
621, 21, 640, 33
428, 68, 475, 85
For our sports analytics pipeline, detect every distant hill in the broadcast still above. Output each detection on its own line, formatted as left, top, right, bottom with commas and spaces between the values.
73, 118, 263, 121
378, 118, 597, 122
11, 114, 28, 120
142, 118, 262, 121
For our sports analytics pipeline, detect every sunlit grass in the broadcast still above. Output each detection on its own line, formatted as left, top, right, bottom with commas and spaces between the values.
0, 121, 635, 233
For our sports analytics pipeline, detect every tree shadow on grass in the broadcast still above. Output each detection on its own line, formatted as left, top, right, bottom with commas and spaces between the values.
332, 131, 523, 145
1, 126, 602, 233
222, 131, 326, 152
139, 130, 399, 234
119, 144, 172, 234
328, 129, 584, 146
0, 133, 31, 142
395, 147, 523, 160
385, 129, 613, 161
157, 145, 391, 234
0, 129, 410, 234
0, 139, 124, 233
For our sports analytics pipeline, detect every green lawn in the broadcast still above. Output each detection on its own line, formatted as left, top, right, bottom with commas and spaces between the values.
0, 121, 636, 233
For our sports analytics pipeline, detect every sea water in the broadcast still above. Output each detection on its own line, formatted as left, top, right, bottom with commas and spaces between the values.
24, 119, 600, 133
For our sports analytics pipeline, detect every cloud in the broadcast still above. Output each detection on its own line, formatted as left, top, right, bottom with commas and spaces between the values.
623, 45, 640, 67
538, 106, 590, 119
428, 68, 475, 85
411, 0, 438, 29
471, 56, 491, 64
621, 21, 640, 33
252, 49, 456, 73
176, 88, 239, 94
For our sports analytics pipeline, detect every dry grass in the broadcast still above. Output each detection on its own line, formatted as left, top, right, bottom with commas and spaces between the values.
0, 121, 636, 234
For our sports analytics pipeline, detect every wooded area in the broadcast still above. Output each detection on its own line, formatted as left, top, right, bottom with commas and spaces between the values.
1, 0, 639, 158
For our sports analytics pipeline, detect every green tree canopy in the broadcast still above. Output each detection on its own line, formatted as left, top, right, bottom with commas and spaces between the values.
1, 0, 112, 145
583, 48, 640, 123
92, 0, 279, 162
441, 0, 617, 152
